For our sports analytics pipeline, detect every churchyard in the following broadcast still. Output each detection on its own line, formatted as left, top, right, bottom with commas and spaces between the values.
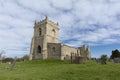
0, 60, 120, 80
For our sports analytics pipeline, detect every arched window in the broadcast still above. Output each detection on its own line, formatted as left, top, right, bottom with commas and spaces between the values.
52, 47, 55, 52
52, 29, 55, 35
52, 29, 55, 32
39, 28, 42, 36
37, 45, 41, 53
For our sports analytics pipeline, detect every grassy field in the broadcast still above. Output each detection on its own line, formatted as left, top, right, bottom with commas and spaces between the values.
0, 60, 120, 80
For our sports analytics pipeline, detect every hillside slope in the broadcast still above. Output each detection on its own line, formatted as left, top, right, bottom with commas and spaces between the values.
0, 60, 120, 80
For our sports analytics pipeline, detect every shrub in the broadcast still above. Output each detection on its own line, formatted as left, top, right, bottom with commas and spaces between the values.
100, 55, 108, 64
110, 49, 120, 59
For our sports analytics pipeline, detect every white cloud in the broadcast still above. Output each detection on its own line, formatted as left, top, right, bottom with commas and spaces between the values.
0, 0, 120, 57
51, 0, 73, 10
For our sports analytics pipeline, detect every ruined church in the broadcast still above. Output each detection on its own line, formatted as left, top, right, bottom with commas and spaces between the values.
29, 17, 91, 60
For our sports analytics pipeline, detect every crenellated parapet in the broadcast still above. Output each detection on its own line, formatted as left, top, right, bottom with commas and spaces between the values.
34, 16, 59, 29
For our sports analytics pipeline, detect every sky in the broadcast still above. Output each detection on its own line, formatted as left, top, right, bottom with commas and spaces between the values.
0, 0, 120, 58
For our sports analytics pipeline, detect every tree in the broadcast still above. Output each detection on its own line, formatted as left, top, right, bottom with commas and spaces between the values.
2, 57, 14, 63
100, 54, 108, 64
21, 55, 29, 61
110, 49, 120, 59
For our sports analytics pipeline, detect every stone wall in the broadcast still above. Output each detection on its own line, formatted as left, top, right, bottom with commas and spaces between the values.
61, 44, 78, 60
47, 43, 61, 59
78, 45, 91, 60
46, 20, 59, 43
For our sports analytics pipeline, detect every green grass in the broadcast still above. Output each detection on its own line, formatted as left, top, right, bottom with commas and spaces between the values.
0, 60, 120, 80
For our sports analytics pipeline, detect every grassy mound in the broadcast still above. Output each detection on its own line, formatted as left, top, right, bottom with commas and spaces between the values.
0, 60, 120, 80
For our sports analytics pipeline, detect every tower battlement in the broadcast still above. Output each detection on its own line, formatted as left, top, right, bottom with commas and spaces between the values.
35, 16, 59, 27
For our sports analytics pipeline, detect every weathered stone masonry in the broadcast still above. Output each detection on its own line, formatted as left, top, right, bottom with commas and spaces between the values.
29, 17, 91, 60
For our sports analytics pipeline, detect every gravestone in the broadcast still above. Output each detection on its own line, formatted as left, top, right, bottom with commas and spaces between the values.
64, 57, 66, 64
113, 58, 120, 63
70, 53, 73, 63
101, 59, 106, 64
9, 57, 17, 71
73, 56, 80, 64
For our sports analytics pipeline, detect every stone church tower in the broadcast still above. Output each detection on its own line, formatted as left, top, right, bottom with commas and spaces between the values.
30, 16, 59, 60
30, 17, 91, 60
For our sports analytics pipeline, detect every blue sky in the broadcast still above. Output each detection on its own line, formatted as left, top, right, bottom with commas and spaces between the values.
0, 0, 120, 58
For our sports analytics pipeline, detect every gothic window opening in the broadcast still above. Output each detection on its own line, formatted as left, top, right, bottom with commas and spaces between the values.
37, 45, 41, 53
52, 29, 55, 36
39, 28, 42, 36
52, 47, 55, 54
52, 47, 55, 52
